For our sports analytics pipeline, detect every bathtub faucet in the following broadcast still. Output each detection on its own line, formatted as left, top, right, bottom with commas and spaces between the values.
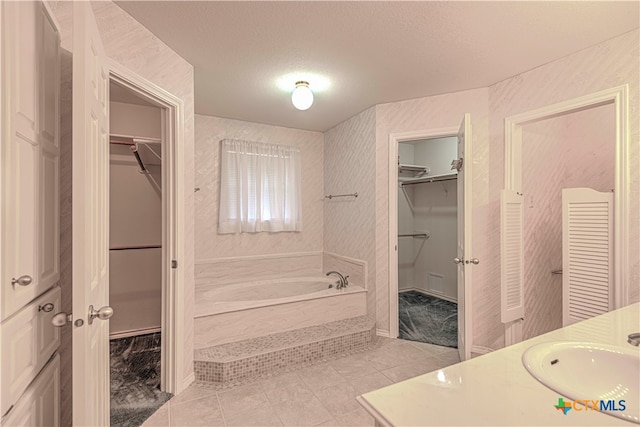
326, 271, 349, 289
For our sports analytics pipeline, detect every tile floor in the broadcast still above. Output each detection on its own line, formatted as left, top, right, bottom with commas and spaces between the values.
142, 337, 461, 427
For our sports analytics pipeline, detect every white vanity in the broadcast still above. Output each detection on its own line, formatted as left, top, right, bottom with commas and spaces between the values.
357, 303, 640, 426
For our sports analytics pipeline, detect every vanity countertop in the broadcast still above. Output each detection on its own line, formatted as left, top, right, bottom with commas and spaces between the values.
357, 303, 640, 426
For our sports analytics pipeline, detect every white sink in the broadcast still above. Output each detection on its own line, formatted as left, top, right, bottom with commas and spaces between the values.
522, 341, 639, 423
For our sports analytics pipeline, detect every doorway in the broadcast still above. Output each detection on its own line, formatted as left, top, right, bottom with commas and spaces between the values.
388, 117, 473, 362
108, 80, 171, 424
396, 136, 459, 348
501, 85, 630, 345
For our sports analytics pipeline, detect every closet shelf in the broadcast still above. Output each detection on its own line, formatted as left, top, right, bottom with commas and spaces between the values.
400, 172, 457, 186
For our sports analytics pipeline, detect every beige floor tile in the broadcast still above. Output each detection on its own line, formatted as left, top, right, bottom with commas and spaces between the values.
348, 372, 393, 394
259, 372, 315, 405
140, 406, 169, 427
315, 419, 339, 426
272, 395, 333, 427
312, 382, 361, 417
405, 340, 454, 356
217, 382, 270, 416
170, 395, 225, 427
169, 384, 217, 407
334, 406, 375, 427
436, 348, 461, 365
297, 363, 347, 392
224, 402, 283, 427
329, 355, 378, 380
380, 357, 445, 383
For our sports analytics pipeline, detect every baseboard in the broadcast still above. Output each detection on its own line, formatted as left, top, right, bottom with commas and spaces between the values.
376, 328, 392, 338
182, 372, 195, 390
471, 345, 494, 355
399, 287, 458, 304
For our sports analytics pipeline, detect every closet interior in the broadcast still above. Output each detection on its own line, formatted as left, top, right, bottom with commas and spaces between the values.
108, 81, 171, 425
397, 136, 460, 348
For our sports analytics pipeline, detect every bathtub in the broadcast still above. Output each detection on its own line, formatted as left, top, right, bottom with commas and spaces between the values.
194, 276, 367, 348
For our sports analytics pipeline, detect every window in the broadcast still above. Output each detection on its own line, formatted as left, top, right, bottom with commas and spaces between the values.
218, 139, 302, 234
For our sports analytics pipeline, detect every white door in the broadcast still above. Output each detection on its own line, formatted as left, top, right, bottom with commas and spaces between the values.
562, 188, 613, 326
456, 114, 473, 361
72, 2, 111, 425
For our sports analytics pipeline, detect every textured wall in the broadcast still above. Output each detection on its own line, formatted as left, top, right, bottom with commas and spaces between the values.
375, 88, 491, 337
49, 1, 195, 424
323, 107, 378, 324
194, 114, 324, 262
521, 104, 615, 340
488, 29, 640, 348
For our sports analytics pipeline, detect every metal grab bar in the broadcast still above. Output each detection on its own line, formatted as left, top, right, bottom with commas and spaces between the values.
398, 233, 429, 238
325, 193, 358, 200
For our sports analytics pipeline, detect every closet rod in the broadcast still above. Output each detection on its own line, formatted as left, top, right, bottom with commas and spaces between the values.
109, 245, 162, 251
400, 174, 457, 186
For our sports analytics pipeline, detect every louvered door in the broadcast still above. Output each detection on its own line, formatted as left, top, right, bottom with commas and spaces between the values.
562, 188, 613, 326
500, 189, 524, 323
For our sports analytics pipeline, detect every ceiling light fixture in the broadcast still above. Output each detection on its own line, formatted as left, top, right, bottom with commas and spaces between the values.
291, 81, 313, 111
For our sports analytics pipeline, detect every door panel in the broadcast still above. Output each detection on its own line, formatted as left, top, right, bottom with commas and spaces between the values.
0, 287, 60, 416
72, 2, 110, 425
1, 355, 60, 427
456, 114, 472, 362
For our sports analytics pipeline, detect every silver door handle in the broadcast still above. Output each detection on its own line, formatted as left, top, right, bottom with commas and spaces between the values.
88, 305, 113, 325
52, 312, 72, 327
453, 257, 464, 264
11, 275, 33, 287
466, 258, 480, 265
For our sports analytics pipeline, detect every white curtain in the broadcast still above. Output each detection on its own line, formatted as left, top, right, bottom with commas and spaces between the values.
218, 139, 302, 234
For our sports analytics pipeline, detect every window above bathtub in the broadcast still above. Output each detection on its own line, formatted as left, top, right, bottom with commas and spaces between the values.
218, 139, 302, 234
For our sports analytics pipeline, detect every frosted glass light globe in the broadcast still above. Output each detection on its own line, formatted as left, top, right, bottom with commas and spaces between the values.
291, 81, 313, 110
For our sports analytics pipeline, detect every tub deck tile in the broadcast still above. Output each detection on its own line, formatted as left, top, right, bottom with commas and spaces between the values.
194, 316, 375, 384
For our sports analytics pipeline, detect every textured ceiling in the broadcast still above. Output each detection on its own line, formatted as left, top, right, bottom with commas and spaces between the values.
115, 1, 639, 132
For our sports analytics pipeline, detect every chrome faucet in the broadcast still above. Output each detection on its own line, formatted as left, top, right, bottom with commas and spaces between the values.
326, 271, 349, 289
628, 333, 640, 346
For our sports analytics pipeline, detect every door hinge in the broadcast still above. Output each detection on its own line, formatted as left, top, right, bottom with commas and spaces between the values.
171, 260, 178, 269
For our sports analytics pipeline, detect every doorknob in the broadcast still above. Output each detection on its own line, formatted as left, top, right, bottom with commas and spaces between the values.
52, 312, 72, 327
453, 257, 464, 264
11, 275, 33, 287
88, 305, 113, 325
465, 258, 480, 265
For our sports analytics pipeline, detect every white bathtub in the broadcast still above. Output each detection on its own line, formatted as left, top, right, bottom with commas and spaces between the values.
194, 276, 367, 348
195, 276, 364, 318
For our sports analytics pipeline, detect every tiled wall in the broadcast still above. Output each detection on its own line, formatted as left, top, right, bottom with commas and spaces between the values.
194, 114, 324, 261
49, 1, 195, 424
323, 107, 378, 326
487, 29, 640, 348
521, 105, 615, 340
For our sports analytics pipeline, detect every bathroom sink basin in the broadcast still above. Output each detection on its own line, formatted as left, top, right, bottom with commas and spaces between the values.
522, 341, 639, 423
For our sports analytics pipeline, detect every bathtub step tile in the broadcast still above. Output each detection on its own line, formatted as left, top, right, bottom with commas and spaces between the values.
194, 316, 375, 384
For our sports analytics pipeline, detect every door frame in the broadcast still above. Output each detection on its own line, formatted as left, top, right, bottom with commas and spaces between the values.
388, 127, 472, 346
108, 60, 186, 394
503, 84, 630, 345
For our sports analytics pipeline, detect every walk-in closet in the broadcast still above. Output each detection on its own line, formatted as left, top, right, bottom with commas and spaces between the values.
396, 136, 459, 348
108, 81, 171, 425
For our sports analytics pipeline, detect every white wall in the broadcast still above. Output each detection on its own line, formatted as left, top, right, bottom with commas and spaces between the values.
194, 114, 325, 283
324, 107, 378, 325
109, 101, 163, 336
